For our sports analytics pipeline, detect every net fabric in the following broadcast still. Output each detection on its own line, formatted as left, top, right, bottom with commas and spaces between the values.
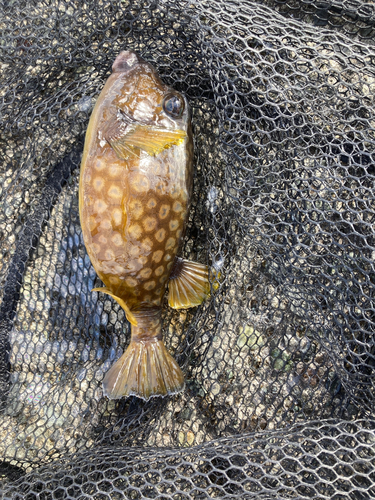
262, 0, 375, 40
4, 419, 375, 499
1, 0, 375, 496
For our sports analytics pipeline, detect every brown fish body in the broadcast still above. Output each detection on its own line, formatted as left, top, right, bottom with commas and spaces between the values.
79, 51, 209, 400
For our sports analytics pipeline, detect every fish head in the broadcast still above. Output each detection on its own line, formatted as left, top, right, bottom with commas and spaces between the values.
104, 50, 190, 159
112, 50, 189, 129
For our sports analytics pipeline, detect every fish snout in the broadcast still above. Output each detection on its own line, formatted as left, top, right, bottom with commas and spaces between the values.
112, 51, 145, 73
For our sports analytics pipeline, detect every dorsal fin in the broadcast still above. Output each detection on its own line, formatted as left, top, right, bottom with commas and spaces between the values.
168, 258, 210, 310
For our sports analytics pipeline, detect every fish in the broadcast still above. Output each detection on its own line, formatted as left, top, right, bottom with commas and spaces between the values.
79, 50, 211, 400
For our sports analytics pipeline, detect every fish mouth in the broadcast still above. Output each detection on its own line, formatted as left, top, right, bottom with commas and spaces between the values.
112, 50, 146, 73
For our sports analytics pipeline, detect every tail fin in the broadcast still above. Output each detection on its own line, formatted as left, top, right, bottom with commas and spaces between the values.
102, 339, 184, 400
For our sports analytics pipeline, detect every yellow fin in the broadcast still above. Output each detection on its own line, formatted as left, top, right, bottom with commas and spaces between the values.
92, 287, 138, 326
110, 140, 140, 161
124, 125, 186, 156
102, 112, 140, 160
108, 124, 186, 159
168, 258, 211, 310
102, 338, 185, 400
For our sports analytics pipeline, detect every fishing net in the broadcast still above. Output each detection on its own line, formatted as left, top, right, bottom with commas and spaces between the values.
1, 0, 375, 497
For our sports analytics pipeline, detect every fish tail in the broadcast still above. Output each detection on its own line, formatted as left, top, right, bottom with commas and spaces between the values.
102, 309, 184, 400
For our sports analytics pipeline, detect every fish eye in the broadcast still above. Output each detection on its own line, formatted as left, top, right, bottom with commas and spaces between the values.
162, 94, 185, 118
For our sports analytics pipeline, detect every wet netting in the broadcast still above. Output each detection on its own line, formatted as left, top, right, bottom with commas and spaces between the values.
1, 0, 375, 498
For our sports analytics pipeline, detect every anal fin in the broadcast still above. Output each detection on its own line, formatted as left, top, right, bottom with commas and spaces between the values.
168, 258, 212, 310
92, 287, 138, 326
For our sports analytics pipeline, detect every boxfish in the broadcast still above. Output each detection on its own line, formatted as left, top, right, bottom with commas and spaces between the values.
79, 51, 211, 400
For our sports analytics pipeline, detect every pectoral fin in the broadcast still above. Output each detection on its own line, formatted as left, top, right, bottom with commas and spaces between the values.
102, 114, 140, 160
123, 125, 186, 157
92, 287, 138, 326
106, 120, 186, 160
168, 258, 213, 310
110, 139, 140, 161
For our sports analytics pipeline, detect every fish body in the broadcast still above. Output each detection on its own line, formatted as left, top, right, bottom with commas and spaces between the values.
79, 51, 210, 400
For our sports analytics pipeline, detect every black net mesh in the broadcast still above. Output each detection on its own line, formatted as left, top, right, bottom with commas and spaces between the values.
1, 0, 375, 497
